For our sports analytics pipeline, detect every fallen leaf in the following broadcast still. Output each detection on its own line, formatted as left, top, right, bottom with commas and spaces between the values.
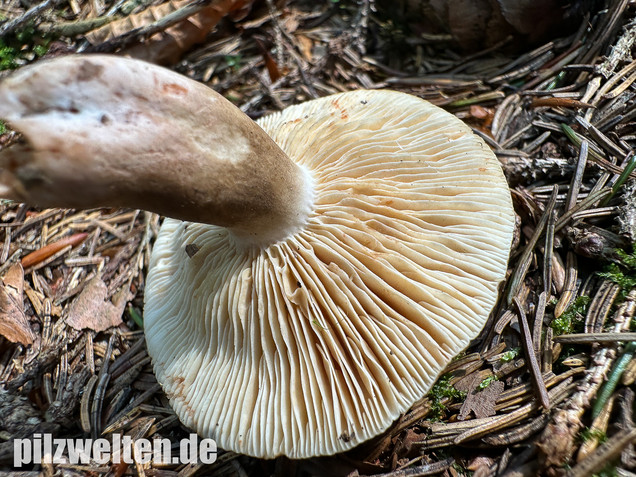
458, 379, 505, 420
65, 276, 129, 332
0, 264, 35, 345
296, 34, 314, 62
86, 0, 254, 65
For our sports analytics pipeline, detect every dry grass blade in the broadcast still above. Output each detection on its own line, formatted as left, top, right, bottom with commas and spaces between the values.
531, 97, 594, 109
91, 333, 115, 439
481, 413, 551, 446
514, 298, 550, 409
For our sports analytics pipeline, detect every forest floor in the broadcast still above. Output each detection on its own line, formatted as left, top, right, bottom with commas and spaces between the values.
0, 0, 635, 475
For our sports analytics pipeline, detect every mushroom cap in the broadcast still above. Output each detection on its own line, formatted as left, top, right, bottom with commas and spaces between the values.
144, 89, 515, 459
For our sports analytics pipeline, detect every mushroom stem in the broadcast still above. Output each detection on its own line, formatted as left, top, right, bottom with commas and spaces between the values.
0, 55, 314, 245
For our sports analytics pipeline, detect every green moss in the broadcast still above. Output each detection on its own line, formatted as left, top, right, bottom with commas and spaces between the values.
477, 375, 498, 390
551, 295, 590, 335
580, 427, 607, 443
614, 246, 636, 268
598, 246, 636, 299
223, 54, 243, 72
33, 44, 49, 57
500, 347, 520, 363
0, 23, 51, 71
451, 461, 473, 476
0, 39, 19, 70
451, 351, 466, 362
593, 464, 618, 477
127, 305, 143, 328
599, 262, 636, 294
427, 374, 466, 421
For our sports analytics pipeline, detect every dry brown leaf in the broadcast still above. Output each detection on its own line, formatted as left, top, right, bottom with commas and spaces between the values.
65, 276, 128, 332
0, 264, 35, 345
296, 34, 313, 62
458, 379, 505, 420
85, 0, 188, 45
85, 0, 254, 65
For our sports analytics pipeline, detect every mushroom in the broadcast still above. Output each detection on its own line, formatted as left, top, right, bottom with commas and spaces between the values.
0, 55, 515, 459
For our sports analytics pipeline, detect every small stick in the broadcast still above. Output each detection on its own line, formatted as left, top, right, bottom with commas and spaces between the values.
531, 97, 594, 109
0, 0, 65, 36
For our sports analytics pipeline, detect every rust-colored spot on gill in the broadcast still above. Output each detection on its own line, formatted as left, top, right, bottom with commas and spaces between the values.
166, 375, 197, 421
331, 98, 349, 120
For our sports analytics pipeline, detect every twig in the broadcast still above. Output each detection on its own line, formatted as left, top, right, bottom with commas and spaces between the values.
597, 18, 636, 77
0, 0, 65, 37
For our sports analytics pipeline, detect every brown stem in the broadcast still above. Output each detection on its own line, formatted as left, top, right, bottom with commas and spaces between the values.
0, 55, 313, 245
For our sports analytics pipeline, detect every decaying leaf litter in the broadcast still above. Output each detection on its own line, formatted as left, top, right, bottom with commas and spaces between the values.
0, 0, 635, 475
